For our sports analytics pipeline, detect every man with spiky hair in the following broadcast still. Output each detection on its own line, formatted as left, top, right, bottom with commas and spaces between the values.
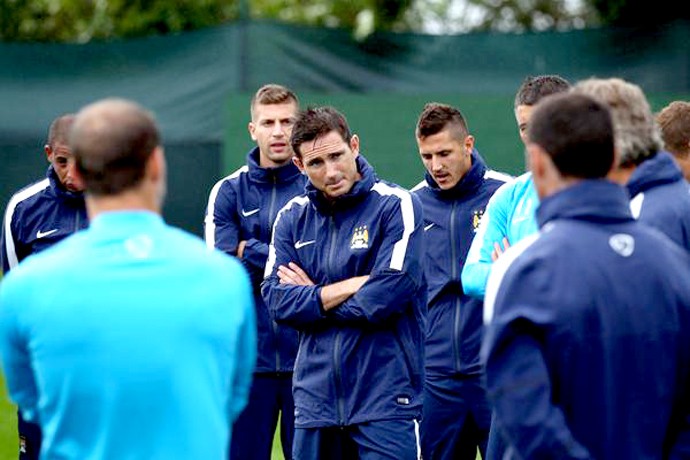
205, 84, 305, 460
1, 113, 87, 460
411, 102, 508, 460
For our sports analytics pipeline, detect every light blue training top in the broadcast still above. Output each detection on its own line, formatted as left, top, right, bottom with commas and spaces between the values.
462, 172, 539, 299
0, 211, 256, 460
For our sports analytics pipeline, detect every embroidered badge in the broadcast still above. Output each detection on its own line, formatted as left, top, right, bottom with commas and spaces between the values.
350, 225, 369, 249
472, 209, 485, 231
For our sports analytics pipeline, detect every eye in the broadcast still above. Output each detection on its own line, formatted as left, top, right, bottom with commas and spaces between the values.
421, 154, 432, 161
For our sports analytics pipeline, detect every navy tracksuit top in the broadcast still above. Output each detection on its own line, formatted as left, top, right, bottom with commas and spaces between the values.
205, 147, 307, 373
262, 155, 427, 428
412, 150, 506, 377
483, 180, 690, 459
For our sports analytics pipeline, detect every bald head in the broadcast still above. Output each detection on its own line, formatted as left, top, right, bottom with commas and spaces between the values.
71, 98, 160, 196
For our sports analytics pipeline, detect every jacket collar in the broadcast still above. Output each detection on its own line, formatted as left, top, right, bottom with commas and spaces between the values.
46, 166, 84, 202
306, 155, 377, 214
626, 151, 683, 197
537, 180, 633, 228
246, 147, 303, 184
424, 149, 487, 199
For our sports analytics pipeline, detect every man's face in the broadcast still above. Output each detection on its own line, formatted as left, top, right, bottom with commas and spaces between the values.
417, 128, 473, 190
515, 104, 535, 146
249, 101, 298, 168
294, 130, 361, 201
46, 141, 84, 192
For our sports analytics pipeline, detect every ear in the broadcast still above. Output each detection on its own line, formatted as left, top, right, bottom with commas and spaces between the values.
147, 146, 166, 182
464, 135, 475, 155
44, 144, 53, 163
248, 121, 257, 141
350, 134, 360, 157
292, 155, 305, 174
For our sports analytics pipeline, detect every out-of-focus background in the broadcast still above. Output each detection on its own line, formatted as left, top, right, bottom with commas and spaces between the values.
1, 0, 688, 236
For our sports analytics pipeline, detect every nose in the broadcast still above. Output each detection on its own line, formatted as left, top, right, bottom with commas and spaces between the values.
272, 121, 284, 137
431, 156, 443, 172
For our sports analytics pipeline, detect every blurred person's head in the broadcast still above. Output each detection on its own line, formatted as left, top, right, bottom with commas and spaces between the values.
290, 106, 360, 201
657, 100, 690, 180
573, 77, 662, 184
415, 102, 474, 190
514, 75, 571, 146
71, 98, 165, 213
249, 84, 299, 168
526, 92, 615, 199
45, 114, 84, 193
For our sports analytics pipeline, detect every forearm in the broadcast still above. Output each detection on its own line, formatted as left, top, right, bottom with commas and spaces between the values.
320, 276, 369, 311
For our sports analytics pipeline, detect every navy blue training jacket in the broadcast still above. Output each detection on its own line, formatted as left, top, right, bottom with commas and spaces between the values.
626, 150, 690, 251
412, 150, 507, 377
261, 155, 427, 428
482, 180, 690, 459
205, 147, 306, 373
1, 166, 87, 274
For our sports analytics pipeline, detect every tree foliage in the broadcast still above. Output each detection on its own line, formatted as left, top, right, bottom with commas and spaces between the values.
0, 0, 688, 43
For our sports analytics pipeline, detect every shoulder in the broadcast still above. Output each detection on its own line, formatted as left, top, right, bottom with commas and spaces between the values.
484, 169, 513, 185
4, 178, 51, 217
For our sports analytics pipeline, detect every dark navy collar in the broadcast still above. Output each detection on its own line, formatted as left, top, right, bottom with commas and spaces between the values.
424, 149, 487, 200
537, 180, 633, 228
626, 151, 683, 197
46, 166, 84, 202
246, 147, 303, 184
306, 155, 377, 213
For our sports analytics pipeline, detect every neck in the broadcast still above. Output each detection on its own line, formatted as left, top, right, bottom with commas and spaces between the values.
86, 189, 161, 220
607, 165, 636, 185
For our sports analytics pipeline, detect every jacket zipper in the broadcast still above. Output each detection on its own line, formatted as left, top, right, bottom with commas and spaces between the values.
268, 176, 281, 372
450, 201, 462, 371
327, 215, 346, 425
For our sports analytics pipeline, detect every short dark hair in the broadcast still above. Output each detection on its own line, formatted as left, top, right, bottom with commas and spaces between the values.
47, 114, 76, 147
71, 99, 160, 196
514, 75, 571, 108
416, 103, 469, 141
528, 93, 614, 179
250, 84, 299, 119
657, 101, 690, 158
290, 106, 352, 158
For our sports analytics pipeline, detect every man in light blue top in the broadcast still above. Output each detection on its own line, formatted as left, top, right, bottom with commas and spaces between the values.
0, 98, 256, 460
462, 75, 571, 299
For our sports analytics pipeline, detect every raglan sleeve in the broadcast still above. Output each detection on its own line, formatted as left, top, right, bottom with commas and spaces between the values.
261, 202, 328, 329
327, 189, 426, 324
1, 198, 22, 274
0, 271, 40, 423
481, 253, 593, 460
462, 181, 512, 299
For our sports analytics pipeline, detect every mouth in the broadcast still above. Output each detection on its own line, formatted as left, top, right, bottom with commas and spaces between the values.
270, 142, 288, 152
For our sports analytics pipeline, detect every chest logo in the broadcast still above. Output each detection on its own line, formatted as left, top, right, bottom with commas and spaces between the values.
295, 240, 316, 249
609, 233, 635, 257
36, 229, 58, 239
472, 210, 485, 231
351, 225, 369, 250
241, 208, 260, 217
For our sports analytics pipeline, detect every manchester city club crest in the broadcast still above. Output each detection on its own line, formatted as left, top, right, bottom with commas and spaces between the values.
351, 225, 369, 249
472, 209, 485, 231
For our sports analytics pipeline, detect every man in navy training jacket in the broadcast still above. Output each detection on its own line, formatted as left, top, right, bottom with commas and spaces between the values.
482, 92, 690, 459
411, 102, 508, 459
262, 106, 426, 460
574, 77, 690, 252
0, 113, 87, 460
205, 84, 305, 460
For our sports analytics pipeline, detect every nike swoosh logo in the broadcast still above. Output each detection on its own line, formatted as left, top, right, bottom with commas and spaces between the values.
241, 208, 260, 217
294, 240, 316, 249
36, 229, 58, 239
424, 223, 435, 232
